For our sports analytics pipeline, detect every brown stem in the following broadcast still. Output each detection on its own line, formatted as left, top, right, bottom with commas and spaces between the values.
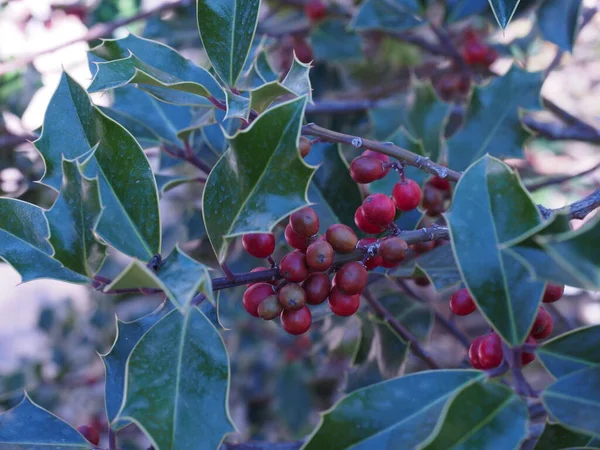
540, 189, 600, 220
526, 162, 600, 191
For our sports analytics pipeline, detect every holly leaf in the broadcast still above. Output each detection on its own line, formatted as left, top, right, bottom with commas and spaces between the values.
250, 81, 295, 114
225, 90, 251, 121
256, 50, 278, 82
370, 319, 409, 378
197, 0, 260, 86
0, 198, 88, 284
310, 19, 363, 63
281, 56, 313, 104
542, 365, 600, 438
45, 159, 106, 277
304, 370, 482, 450
304, 142, 363, 232
117, 307, 235, 449
106, 246, 213, 311
538, 326, 600, 379
420, 382, 528, 450
203, 96, 314, 262
447, 66, 543, 171
0, 394, 92, 449
446, 155, 545, 345
350, 0, 423, 32
35, 73, 161, 260
102, 301, 174, 424
489, 0, 522, 28
538, 0, 583, 52
445, 0, 489, 22
155, 174, 199, 194
534, 423, 596, 450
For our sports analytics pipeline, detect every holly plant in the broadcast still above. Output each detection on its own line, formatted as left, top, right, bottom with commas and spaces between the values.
1, 0, 599, 449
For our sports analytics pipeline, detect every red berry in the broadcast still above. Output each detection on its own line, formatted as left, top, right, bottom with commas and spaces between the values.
258, 295, 283, 320
293, 36, 314, 63
362, 150, 390, 168
326, 224, 358, 254
531, 307, 553, 339
242, 233, 276, 258
350, 156, 387, 183
336, 262, 368, 295
246, 267, 276, 287
449, 288, 476, 316
243, 283, 276, 317
462, 41, 488, 65
362, 193, 396, 227
379, 237, 408, 264
304, 0, 327, 22
422, 184, 445, 216
392, 179, 422, 212
299, 136, 312, 158
306, 240, 334, 271
290, 207, 319, 237
302, 273, 331, 305
427, 176, 452, 191
328, 286, 360, 316
543, 283, 564, 303
281, 306, 312, 335
478, 333, 503, 369
285, 224, 310, 250
354, 207, 385, 234
522, 336, 536, 366
413, 240, 435, 254
468, 336, 485, 369
380, 259, 401, 269
280, 252, 309, 282
77, 425, 100, 446
278, 283, 307, 310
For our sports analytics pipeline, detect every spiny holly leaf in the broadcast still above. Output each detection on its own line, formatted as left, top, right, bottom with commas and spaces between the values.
45, 159, 106, 277
89, 34, 223, 103
489, 0, 521, 28
447, 66, 543, 171
197, 0, 260, 86
350, 0, 423, 32
281, 56, 313, 104
203, 96, 314, 262
225, 90, 251, 121
0, 198, 88, 284
534, 422, 596, 450
304, 370, 483, 450
541, 365, 600, 438
102, 301, 173, 424
117, 307, 235, 449
250, 81, 295, 114
35, 72, 161, 260
310, 19, 363, 63
446, 155, 545, 345
106, 246, 213, 311
0, 394, 92, 449
538, 0, 583, 52
304, 142, 363, 232
538, 326, 600, 379
420, 382, 528, 450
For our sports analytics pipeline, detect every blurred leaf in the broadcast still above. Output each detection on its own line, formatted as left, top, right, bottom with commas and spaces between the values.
446, 155, 544, 345
311, 19, 364, 63
103, 301, 173, 424
538, 326, 600, 379
0, 395, 92, 449
370, 103, 406, 140
371, 320, 408, 378
92, 0, 141, 23
0, 198, 88, 284
203, 97, 314, 262
445, 0, 488, 22
117, 307, 234, 449
197, 0, 260, 86
447, 66, 543, 171
276, 362, 312, 435
489, 0, 522, 28
353, 318, 375, 366
421, 382, 527, 450
534, 423, 595, 450
46, 159, 106, 277
304, 370, 482, 450
542, 366, 600, 438
282, 56, 314, 104
36, 73, 161, 260
350, 0, 423, 32
225, 90, 251, 120
538, 0, 583, 52
256, 50, 278, 82
305, 143, 363, 232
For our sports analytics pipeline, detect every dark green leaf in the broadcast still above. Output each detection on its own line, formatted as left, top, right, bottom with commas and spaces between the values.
36, 72, 161, 260
250, 81, 295, 114
542, 366, 600, 438
489, 0, 521, 28
534, 423, 595, 450
304, 370, 482, 450
203, 97, 314, 262
197, 0, 260, 86
446, 155, 544, 345
311, 19, 364, 63
155, 174, 199, 194
102, 301, 173, 424
0, 198, 88, 284
421, 382, 528, 450
46, 159, 106, 277
538, 326, 600, 379
538, 0, 582, 52
225, 90, 251, 120
350, 0, 423, 32
0, 394, 92, 449
447, 66, 543, 171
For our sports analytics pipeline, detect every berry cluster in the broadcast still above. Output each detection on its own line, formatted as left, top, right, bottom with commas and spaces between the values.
449, 284, 565, 370
461, 30, 498, 68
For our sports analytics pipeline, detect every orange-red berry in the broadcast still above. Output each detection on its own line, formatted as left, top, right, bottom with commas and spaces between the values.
362, 193, 396, 227
478, 333, 503, 369
242, 233, 276, 258
328, 286, 360, 316
543, 283, 564, 303
326, 224, 358, 254
302, 273, 331, 305
392, 179, 422, 212
243, 283, 276, 317
290, 207, 319, 237
278, 283, 307, 310
449, 288, 476, 316
306, 240, 334, 271
336, 262, 368, 295
281, 306, 312, 335
280, 252, 309, 282
354, 206, 385, 234
285, 224, 310, 250
379, 237, 408, 264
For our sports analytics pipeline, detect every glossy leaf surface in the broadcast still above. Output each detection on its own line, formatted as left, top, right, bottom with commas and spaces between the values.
538, 326, 600, 379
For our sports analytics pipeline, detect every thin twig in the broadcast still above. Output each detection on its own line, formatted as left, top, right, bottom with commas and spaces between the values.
526, 161, 600, 191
